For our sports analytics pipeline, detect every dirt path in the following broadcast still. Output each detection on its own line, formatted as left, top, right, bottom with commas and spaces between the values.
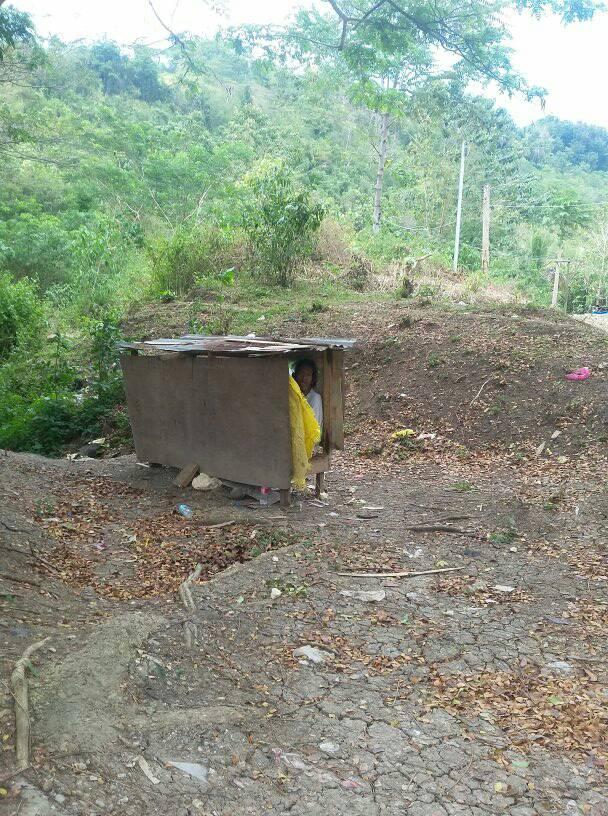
1, 444, 607, 816
2, 304, 608, 815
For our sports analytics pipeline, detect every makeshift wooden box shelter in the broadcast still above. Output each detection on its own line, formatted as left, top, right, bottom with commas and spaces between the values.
119, 335, 355, 506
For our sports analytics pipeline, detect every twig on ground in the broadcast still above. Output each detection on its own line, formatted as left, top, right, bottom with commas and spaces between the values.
469, 375, 493, 408
204, 520, 236, 530
405, 525, 469, 534
336, 566, 465, 578
11, 637, 51, 770
0, 765, 30, 785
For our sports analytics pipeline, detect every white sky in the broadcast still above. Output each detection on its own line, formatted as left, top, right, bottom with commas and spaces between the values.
12, 0, 608, 128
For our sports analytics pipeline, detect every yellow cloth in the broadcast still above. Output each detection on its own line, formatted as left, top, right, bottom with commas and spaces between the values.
289, 376, 321, 489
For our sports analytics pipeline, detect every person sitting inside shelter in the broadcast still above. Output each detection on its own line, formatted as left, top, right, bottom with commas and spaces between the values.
292, 358, 323, 429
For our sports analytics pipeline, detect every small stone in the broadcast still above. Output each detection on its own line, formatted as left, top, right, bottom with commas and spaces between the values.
95, 800, 106, 808
340, 589, 386, 602
546, 660, 574, 674
167, 761, 209, 783
54, 793, 66, 804
41, 780, 53, 793
270, 588, 282, 600
293, 645, 332, 664
319, 741, 340, 754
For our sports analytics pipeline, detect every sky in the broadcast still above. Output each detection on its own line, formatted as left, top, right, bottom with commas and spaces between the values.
12, 0, 608, 129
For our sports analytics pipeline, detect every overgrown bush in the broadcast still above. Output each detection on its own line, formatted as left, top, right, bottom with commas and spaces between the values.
0, 272, 43, 360
148, 225, 240, 296
0, 213, 74, 290
347, 254, 371, 291
0, 309, 125, 455
242, 160, 324, 287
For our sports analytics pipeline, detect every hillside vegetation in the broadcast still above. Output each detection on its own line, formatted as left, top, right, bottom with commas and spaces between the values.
1, 3, 608, 455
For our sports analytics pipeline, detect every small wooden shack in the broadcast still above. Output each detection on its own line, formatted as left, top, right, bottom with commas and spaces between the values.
119, 334, 354, 506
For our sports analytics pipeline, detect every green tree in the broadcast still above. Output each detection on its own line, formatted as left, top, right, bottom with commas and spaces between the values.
242, 160, 324, 286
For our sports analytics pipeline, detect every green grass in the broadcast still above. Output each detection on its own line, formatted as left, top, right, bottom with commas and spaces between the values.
185, 274, 389, 336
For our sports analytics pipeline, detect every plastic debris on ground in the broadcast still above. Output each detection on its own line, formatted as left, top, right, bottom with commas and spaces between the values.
565, 367, 591, 381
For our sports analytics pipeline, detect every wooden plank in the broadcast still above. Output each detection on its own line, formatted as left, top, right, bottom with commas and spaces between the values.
320, 350, 332, 452
327, 349, 344, 451
121, 355, 292, 488
173, 463, 200, 488
308, 454, 330, 475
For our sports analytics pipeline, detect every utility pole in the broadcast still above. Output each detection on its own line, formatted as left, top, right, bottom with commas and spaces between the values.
481, 184, 490, 275
453, 140, 466, 273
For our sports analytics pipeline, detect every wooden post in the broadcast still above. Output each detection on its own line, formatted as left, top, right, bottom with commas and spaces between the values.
551, 263, 560, 308
280, 489, 291, 509
453, 140, 466, 273
315, 472, 325, 498
481, 184, 490, 275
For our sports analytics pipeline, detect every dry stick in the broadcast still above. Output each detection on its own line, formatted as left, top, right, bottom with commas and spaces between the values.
405, 525, 468, 535
336, 566, 465, 579
469, 375, 493, 408
29, 546, 62, 575
204, 520, 236, 530
0, 765, 30, 785
11, 637, 51, 770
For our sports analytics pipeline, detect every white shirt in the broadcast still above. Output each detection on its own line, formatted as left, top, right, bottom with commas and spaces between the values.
306, 389, 323, 429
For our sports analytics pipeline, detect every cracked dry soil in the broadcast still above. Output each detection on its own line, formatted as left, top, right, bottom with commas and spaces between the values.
1, 443, 607, 816
2, 301, 608, 816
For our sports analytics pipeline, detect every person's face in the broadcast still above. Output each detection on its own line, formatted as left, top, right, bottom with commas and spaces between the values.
294, 364, 314, 395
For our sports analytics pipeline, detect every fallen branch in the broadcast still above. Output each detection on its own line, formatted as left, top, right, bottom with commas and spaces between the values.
469, 375, 493, 408
0, 765, 30, 785
405, 525, 468, 534
11, 637, 51, 770
336, 566, 465, 578
29, 545, 62, 575
204, 520, 236, 530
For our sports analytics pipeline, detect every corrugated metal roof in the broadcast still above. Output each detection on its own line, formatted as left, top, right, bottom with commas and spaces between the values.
118, 334, 355, 357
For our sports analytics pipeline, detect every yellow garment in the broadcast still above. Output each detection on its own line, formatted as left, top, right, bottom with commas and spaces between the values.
288, 376, 321, 488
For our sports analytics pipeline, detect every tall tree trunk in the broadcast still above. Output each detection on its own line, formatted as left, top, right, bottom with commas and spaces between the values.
372, 112, 390, 234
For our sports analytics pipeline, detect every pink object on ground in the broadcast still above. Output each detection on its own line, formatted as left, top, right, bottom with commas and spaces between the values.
565, 367, 591, 381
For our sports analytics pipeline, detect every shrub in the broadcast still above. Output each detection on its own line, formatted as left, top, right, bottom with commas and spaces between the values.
0, 308, 125, 456
148, 225, 239, 296
0, 272, 43, 360
0, 213, 74, 291
347, 254, 371, 291
242, 160, 324, 287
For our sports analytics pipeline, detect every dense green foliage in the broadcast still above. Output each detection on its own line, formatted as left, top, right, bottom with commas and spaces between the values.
0, 1, 607, 454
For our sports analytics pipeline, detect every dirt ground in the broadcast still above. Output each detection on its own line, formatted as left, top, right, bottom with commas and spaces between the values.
1, 303, 607, 816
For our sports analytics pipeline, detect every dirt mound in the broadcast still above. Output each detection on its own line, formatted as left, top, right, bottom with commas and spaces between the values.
124, 299, 608, 458
275, 302, 608, 456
